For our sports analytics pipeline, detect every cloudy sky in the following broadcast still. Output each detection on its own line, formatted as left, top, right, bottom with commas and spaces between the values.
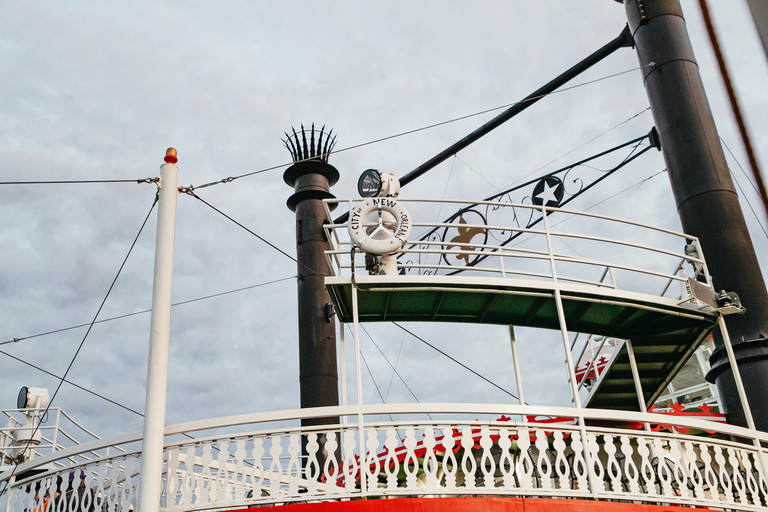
1, 1, 767, 441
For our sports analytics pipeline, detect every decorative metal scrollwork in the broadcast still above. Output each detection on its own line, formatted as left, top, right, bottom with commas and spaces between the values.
441, 209, 488, 267
401, 130, 657, 275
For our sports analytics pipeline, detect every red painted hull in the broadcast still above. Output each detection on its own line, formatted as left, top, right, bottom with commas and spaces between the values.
230, 497, 717, 512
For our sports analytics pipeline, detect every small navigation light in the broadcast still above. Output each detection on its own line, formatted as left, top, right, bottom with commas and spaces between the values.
357, 169, 400, 198
164, 147, 178, 164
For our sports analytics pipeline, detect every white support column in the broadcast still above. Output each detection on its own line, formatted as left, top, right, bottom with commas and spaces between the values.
138, 149, 179, 512
508, 325, 525, 407
625, 339, 652, 432
717, 315, 768, 485
626, 339, 647, 412
718, 316, 757, 430
350, 284, 366, 496
541, 206, 598, 496
339, 322, 348, 424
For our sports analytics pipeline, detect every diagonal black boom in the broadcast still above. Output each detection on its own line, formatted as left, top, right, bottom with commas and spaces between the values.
398, 25, 634, 188
335, 26, 633, 225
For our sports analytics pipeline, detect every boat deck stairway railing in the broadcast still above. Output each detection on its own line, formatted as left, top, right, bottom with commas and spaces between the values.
1, 404, 767, 512
322, 198, 725, 411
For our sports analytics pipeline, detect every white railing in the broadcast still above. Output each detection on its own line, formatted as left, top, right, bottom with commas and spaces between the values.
2, 404, 767, 512
322, 198, 712, 300
0, 408, 126, 468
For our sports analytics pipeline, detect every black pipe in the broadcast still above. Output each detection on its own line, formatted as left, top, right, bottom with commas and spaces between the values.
624, 0, 768, 430
284, 127, 341, 473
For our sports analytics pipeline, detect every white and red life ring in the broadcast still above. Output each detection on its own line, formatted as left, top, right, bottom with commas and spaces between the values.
348, 198, 412, 254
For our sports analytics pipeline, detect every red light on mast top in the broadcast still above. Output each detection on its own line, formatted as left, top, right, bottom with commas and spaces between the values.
164, 147, 178, 164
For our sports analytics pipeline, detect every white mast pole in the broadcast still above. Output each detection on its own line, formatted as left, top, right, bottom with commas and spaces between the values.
138, 148, 179, 512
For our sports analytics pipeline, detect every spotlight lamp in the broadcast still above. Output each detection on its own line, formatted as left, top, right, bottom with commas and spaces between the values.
357, 169, 400, 198
17, 386, 49, 411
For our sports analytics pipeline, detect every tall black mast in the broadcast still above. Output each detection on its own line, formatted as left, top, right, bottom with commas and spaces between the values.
623, 0, 768, 429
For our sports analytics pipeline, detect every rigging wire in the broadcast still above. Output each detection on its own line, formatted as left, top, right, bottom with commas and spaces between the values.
498, 107, 652, 192
454, 155, 500, 190
359, 324, 423, 405
721, 138, 762, 196
697, 0, 768, 221
391, 322, 521, 402
0, 349, 144, 417
183, 65, 652, 193
0, 178, 159, 186
0, 191, 158, 498
0, 67, 651, 192
359, 351, 388, 407
383, 326, 409, 404
182, 190, 321, 277
1, 275, 297, 347
721, 138, 768, 239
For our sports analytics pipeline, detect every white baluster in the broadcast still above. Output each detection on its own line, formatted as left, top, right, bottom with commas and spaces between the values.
479, 427, 495, 489
460, 427, 477, 489
215, 441, 230, 503
342, 430, 358, 494
728, 447, 746, 505
200, 444, 214, 504
699, 444, 719, 502
306, 432, 320, 495
683, 441, 704, 500
94, 459, 108, 512
653, 439, 674, 498
286, 434, 301, 496
569, 431, 589, 493
382, 428, 399, 490
165, 447, 180, 507
323, 430, 340, 494
534, 430, 553, 491
108, 459, 122, 512
268, 436, 283, 499
441, 428, 458, 489
122, 457, 137, 511
498, 428, 515, 490
585, 432, 604, 493
403, 427, 419, 490
620, 435, 640, 495
251, 437, 265, 494
714, 445, 734, 504
365, 429, 381, 492
422, 427, 439, 490
552, 431, 568, 491
739, 449, 758, 506
752, 449, 768, 506
80, 467, 95, 512
635, 437, 655, 497
668, 440, 688, 499
516, 429, 533, 490
233, 439, 247, 502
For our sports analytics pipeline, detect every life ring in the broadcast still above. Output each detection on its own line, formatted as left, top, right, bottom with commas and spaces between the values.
348, 198, 412, 254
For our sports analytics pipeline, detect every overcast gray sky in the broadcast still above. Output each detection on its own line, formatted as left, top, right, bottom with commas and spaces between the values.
1, 1, 766, 439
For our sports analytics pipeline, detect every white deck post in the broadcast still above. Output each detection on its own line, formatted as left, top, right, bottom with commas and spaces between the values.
350, 283, 366, 496
508, 325, 525, 408
625, 339, 652, 432
138, 149, 179, 512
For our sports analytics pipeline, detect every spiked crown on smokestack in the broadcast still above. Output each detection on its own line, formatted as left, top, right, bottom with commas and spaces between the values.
282, 123, 340, 212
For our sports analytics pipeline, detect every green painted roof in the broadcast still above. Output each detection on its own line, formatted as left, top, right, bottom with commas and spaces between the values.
327, 274, 717, 411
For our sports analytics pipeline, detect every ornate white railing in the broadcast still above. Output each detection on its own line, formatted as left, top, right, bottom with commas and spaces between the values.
2, 404, 767, 512
322, 198, 713, 301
